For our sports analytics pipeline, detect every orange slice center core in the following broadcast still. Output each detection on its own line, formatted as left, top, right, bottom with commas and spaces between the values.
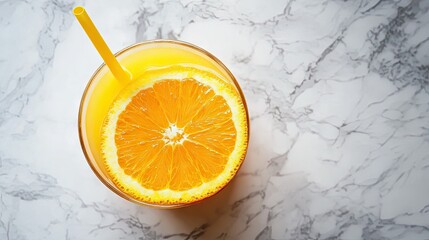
163, 124, 187, 145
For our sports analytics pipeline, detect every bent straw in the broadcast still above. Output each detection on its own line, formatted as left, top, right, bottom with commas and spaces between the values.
73, 6, 131, 81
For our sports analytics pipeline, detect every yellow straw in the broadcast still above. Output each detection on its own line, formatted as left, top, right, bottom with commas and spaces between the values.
73, 6, 131, 81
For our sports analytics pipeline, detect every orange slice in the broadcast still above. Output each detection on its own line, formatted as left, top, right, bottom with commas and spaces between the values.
102, 65, 248, 205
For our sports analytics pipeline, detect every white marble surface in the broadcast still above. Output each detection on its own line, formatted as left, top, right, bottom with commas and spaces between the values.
1, 0, 429, 239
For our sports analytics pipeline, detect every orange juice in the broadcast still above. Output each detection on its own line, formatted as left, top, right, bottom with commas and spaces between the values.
79, 40, 249, 207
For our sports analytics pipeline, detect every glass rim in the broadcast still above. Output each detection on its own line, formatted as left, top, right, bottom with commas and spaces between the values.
78, 39, 250, 208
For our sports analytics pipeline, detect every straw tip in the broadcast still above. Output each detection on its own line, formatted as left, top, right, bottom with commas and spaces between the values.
73, 6, 85, 16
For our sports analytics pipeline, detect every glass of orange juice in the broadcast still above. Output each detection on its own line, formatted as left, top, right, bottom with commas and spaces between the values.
77, 9, 249, 208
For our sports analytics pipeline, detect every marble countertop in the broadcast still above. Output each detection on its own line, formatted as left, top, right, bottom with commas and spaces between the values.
1, 0, 429, 239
